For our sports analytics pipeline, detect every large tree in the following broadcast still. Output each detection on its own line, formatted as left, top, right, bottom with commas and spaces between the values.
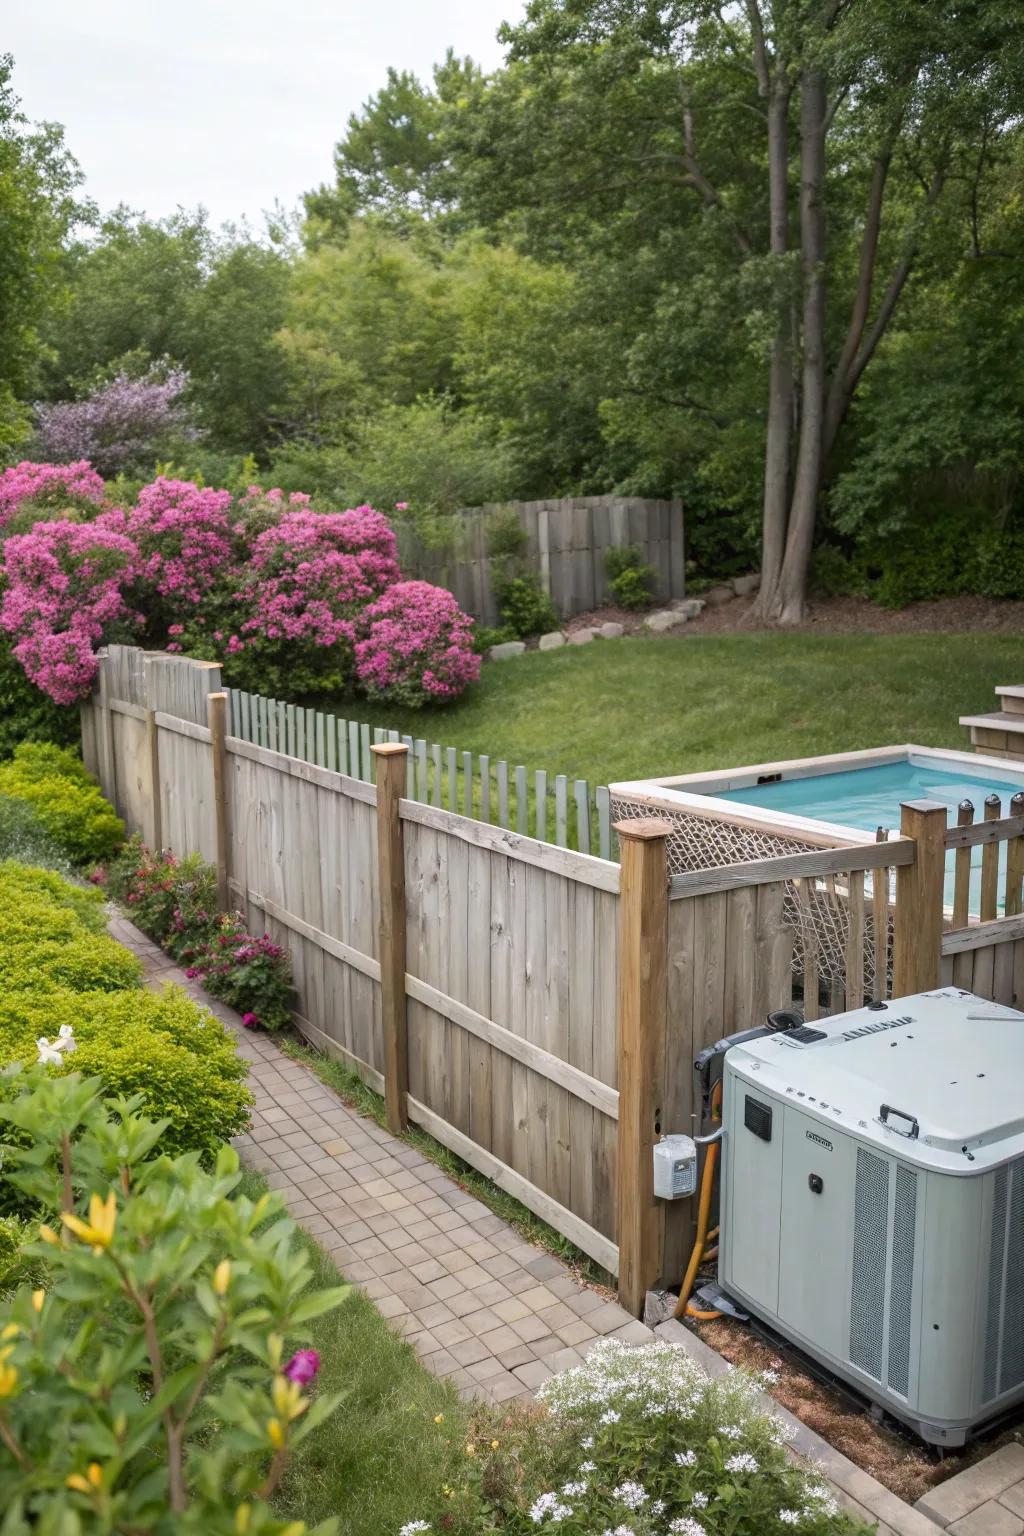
439, 0, 1024, 620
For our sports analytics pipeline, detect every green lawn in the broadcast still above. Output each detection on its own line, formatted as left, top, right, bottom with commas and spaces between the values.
328, 631, 1024, 787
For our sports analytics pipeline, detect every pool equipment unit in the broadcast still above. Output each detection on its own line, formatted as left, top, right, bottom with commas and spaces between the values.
718, 989, 1024, 1446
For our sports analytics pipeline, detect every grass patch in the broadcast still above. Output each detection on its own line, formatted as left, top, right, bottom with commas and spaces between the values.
278, 1034, 613, 1290
312, 631, 1024, 786
239, 1167, 476, 1536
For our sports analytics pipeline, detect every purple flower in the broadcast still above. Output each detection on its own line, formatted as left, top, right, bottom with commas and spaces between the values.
241, 1012, 259, 1029
283, 1349, 320, 1385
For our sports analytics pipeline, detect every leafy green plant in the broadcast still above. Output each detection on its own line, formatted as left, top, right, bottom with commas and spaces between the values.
486, 507, 558, 638
0, 1068, 347, 1534
605, 545, 655, 610
0, 742, 124, 864
0, 862, 142, 996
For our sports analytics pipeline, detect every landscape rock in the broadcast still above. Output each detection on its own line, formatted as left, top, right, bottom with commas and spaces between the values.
704, 584, 736, 606
538, 631, 566, 650
644, 609, 686, 633
732, 573, 761, 596
598, 621, 624, 639
569, 628, 596, 645
671, 598, 706, 619
488, 640, 527, 661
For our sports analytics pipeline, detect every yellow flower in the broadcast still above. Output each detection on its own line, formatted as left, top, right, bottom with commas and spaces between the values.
212, 1259, 231, 1297
466, 1442, 476, 1456
65, 1463, 103, 1495
267, 1417, 286, 1449
433, 1412, 444, 1424
31, 1289, 45, 1314
0, 1360, 17, 1399
442, 1486, 453, 1498
39, 1224, 59, 1246
271, 1374, 309, 1423
491, 1439, 500, 1450
62, 1191, 117, 1253
0, 1323, 18, 1342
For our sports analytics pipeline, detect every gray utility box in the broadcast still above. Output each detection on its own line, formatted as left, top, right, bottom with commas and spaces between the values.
719, 989, 1024, 1446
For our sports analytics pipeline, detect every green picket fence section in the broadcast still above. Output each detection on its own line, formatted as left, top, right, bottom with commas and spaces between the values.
226, 688, 616, 862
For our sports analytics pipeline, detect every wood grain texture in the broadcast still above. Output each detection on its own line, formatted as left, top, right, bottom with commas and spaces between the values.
371, 744, 409, 1132
893, 801, 947, 995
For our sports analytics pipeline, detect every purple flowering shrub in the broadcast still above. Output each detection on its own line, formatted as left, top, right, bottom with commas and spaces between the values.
105, 837, 293, 1031
0, 463, 480, 709
356, 579, 481, 706
34, 367, 196, 477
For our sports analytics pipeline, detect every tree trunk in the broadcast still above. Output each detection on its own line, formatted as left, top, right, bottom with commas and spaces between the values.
756, 80, 793, 618
767, 68, 827, 626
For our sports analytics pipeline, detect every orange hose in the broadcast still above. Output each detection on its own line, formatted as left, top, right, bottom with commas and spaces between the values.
673, 1080, 723, 1320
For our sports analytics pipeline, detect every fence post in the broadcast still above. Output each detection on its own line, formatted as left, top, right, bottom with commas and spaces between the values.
892, 800, 947, 995
207, 691, 230, 911
143, 656, 162, 852
96, 650, 117, 806
613, 815, 671, 1316
372, 742, 410, 1134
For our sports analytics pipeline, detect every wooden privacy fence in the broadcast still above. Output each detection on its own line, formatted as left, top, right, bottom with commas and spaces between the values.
225, 683, 616, 860
81, 647, 1024, 1315
395, 495, 686, 626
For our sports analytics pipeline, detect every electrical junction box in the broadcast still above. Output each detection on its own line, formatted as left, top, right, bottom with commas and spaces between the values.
654, 1134, 697, 1199
719, 989, 1024, 1446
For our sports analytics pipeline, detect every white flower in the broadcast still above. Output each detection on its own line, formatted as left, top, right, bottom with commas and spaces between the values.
600, 1408, 621, 1425
674, 1449, 697, 1467
581, 1435, 594, 1449
760, 1367, 780, 1385
529, 1491, 573, 1524
724, 1452, 759, 1474
561, 1481, 587, 1497
399, 1524, 431, 1536
691, 1492, 709, 1508
779, 1514, 802, 1527
668, 1520, 707, 1536
718, 1423, 742, 1439
613, 1481, 647, 1510
56, 1024, 76, 1052
579, 1460, 596, 1473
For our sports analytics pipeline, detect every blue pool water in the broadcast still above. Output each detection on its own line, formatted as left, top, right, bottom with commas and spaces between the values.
716, 757, 1024, 914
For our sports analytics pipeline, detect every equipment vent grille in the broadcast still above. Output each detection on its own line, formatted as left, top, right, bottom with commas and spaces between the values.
850, 1148, 888, 1381
887, 1164, 916, 1398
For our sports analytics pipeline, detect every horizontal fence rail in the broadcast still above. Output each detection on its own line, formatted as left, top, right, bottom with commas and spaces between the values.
225, 686, 616, 862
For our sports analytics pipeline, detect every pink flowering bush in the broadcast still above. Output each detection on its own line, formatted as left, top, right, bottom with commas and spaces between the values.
0, 521, 141, 703
356, 580, 480, 706
0, 460, 106, 530
0, 462, 480, 710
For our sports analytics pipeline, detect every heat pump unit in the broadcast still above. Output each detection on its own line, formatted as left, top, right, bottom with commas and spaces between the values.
719, 988, 1024, 1446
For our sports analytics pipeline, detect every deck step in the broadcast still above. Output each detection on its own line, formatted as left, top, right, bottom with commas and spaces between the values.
960, 711, 1024, 760
995, 685, 1024, 717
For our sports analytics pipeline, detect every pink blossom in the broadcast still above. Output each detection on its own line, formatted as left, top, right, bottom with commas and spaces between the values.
283, 1349, 320, 1384
355, 580, 480, 707
0, 460, 105, 528
394, 502, 409, 511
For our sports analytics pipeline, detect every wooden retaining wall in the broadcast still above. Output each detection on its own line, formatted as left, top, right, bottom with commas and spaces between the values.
395, 495, 686, 625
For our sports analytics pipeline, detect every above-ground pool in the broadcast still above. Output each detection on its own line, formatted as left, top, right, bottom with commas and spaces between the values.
611, 745, 1024, 917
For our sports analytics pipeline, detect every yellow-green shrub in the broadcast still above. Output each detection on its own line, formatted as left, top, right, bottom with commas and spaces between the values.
0, 868, 142, 995
0, 986, 252, 1160
0, 742, 124, 864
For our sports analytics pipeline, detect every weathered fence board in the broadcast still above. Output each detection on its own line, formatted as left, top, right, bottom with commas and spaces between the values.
394, 495, 685, 625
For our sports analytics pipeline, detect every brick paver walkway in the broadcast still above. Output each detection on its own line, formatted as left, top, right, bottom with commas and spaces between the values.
110, 912, 653, 1404
916, 1443, 1024, 1534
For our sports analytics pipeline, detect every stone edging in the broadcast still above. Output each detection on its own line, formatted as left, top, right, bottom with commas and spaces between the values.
648, 1306, 940, 1536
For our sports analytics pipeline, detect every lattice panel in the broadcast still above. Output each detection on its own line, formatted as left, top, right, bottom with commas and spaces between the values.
611, 793, 890, 999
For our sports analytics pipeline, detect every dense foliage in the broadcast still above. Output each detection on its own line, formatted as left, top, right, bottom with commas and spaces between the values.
0, 1069, 346, 1534
0, 859, 252, 1163
0, 462, 480, 708
0, 742, 124, 862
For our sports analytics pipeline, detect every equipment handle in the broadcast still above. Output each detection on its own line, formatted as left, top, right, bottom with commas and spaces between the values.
879, 1103, 919, 1139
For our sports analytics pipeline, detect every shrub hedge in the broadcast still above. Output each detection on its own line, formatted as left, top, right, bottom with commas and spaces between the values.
0, 741, 124, 864
0, 861, 251, 1169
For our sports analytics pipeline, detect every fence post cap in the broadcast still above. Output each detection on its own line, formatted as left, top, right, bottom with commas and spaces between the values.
371, 741, 409, 758
613, 816, 673, 841
898, 799, 948, 817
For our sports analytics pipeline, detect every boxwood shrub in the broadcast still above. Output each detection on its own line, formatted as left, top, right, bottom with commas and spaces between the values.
0, 742, 124, 864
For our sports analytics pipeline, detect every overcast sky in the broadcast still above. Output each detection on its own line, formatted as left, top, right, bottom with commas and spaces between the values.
7, 0, 520, 230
